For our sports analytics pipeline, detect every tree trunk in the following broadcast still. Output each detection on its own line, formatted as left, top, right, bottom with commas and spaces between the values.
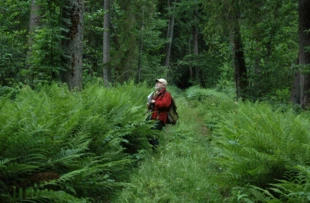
137, 10, 144, 83
297, 0, 310, 108
291, 69, 300, 104
28, 0, 40, 46
193, 0, 200, 85
27, 0, 40, 69
230, 21, 248, 100
60, 0, 84, 90
188, 36, 193, 80
164, 0, 176, 78
103, 0, 111, 86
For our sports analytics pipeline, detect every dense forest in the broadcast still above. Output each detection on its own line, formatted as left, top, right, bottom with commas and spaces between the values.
1, 0, 310, 202
2, 0, 309, 103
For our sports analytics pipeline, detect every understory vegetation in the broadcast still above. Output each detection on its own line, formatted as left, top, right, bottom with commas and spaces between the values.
1, 83, 310, 202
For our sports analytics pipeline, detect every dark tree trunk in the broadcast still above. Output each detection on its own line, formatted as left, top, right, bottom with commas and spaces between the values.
60, 0, 84, 90
291, 69, 301, 104
230, 21, 248, 100
297, 0, 310, 108
103, 0, 111, 86
193, 0, 200, 85
137, 12, 144, 83
164, 0, 176, 78
188, 36, 193, 80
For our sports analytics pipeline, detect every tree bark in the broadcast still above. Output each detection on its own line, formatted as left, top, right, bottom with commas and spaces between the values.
137, 9, 144, 83
188, 36, 193, 80
297, 0, 310, 108
28, 0, 40, 46
193, 0, 200, 85
60, 0, 84, 90
290, 68, 300, 104
164, 0, 176, 78
27, 0, 40, 69
230, 20, 248, 100
103, 0, 111, 86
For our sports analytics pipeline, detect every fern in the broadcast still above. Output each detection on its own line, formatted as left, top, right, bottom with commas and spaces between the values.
212, 102, 310, 199
0, 82, 155, 202
7, 187, 87, 203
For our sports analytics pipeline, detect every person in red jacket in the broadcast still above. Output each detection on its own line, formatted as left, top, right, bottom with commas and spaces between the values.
147, 78, 172, 147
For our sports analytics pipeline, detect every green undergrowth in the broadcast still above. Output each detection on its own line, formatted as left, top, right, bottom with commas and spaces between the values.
2, 83, 310, 202
113, 87, 227, 202
0, 81, 156, 202
212, 102, 310, 202
115, 86, 310, 203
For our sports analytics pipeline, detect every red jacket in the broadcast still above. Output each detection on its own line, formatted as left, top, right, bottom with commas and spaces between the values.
150, 88, 171, 124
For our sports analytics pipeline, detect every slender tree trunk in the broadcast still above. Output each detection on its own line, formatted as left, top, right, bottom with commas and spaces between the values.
60, 0, 84, 90
27, 0, 40, 69
193, 0, 200, 85
137, 10, 144, 83
28, 0, 40, 47
164, 0, 176, 78
103, 0, 111, 86
188, 36, 193, 80
291, 67, 300, 104
230, 20, 248, 100
297, 0, 310, 108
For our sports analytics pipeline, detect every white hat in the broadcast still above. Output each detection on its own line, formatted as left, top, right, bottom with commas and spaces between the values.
155, 78, 167, 86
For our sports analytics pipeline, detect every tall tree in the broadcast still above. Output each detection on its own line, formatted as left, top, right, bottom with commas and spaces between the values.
0, 0, 30, 85
103, 0, 111, 86
230, 16, 248, 100
60, 0, 84, 90
137, 8, 145, 83
291, 59, 300, 104
192, 0, 200, 83
293, 0, 310, 108
164, 0, 176, 78
28, 0, 40, 56
205, 0, 249, 99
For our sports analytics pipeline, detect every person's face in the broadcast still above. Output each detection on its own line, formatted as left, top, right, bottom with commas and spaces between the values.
155, 82, 164, 91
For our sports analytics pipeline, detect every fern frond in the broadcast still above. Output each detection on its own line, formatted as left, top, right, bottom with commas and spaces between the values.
213, 101, 310, 191
8, 187, 87, 203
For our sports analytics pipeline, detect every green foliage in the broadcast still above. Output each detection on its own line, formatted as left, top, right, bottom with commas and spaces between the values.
212, 101, 310, 201
203, 0, 298, 100
114, 93, 223, 203
0, 0, 29, 86
177, 52, 224, 88
185, 86, 236, 133
3, 84, 310, 202
26, 0, 75, 86
0, 82, 154, 202
232, 165, 310, 202
83, 0, 167, 84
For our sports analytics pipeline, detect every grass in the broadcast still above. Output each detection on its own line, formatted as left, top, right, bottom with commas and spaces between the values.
113, 94, 223, 202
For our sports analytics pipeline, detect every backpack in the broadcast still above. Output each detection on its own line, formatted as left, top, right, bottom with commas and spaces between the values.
166, 94, 178, 125
147, 91, 178, 125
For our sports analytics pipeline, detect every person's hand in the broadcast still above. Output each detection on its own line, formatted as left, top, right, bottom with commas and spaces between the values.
151, 99, 156, 103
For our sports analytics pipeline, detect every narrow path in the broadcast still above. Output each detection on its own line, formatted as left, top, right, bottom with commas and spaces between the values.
112, 102, 216, 202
